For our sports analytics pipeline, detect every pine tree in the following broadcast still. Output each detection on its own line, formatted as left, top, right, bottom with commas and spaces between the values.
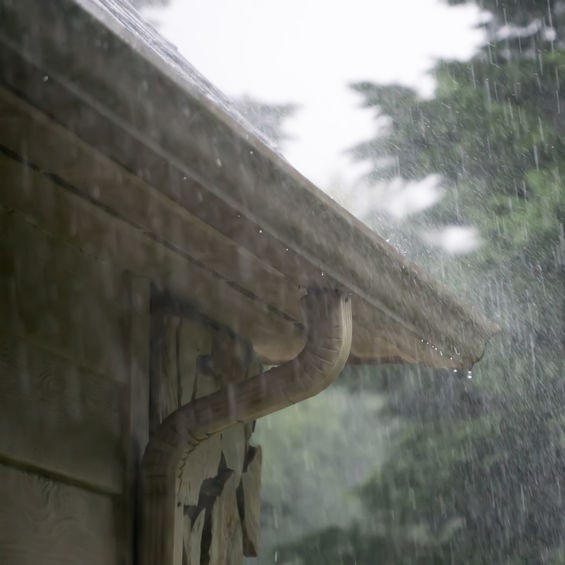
278, 2, 565, 562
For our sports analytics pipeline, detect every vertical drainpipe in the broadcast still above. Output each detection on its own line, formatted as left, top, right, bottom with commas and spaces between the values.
140, 289, 353, 565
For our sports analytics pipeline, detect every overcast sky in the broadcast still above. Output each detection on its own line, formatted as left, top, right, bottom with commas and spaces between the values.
145, 0, 484, 225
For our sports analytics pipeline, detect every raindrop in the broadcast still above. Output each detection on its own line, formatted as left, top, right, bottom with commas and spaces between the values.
43, 75, 49, 82
258, 228, 263, 234
215, 158, 222, 167
467, 370, 473, 380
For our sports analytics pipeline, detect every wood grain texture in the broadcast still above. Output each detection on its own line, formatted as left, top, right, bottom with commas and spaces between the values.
178, 435, 222, 507
240, 446, 262, 557
139, 484, 183, 565
0, 88, 303, 323
0, 153, 302, 365
208, 473, 243, 565
0, 331, 123, 493
0, 210, 128, 382
144, 304, 267, 564
184, 509, 205, 565
220, 424, 247, 486
0, 463, 119, 565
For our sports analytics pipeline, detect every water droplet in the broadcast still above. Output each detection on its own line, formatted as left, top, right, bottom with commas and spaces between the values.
215, 158, 222, 167
258, 228, 263, 234
467, 370, 473, 379
43, 75, 49, 82
321, 272, 325, 277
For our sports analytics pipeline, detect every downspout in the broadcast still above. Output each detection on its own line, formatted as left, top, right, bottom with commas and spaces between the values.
139, 289, 353, 565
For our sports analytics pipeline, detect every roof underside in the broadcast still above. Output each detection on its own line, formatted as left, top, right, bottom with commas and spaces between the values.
0, 0, 497, 369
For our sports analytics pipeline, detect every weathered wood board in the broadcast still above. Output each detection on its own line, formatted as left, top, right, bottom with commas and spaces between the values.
148, 311, 263, 563
184, 509, 206, 565
0, 211, 128, 382
178, 435, 223, 507
240, 446, 262, 557
0, 331, 124, 493
0, 151, 302, 365
208, 472, 243, 565
0, 463, 119, 565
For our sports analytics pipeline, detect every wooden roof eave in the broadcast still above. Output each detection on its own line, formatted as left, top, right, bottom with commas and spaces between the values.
0, 0, 498, 370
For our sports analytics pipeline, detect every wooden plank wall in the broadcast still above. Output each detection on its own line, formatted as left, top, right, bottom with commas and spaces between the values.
0, 196, 151, 562
0, 463, 119, 565
0, 90, 261, 564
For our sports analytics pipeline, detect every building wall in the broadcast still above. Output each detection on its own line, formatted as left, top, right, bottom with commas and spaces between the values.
0, 110, 261, 564
0, 206, 128, 564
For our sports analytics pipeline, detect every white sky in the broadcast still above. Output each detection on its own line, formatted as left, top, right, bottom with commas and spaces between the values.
145, 0, 484, 235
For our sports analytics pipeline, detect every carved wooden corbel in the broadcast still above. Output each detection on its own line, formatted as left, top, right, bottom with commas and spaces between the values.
139, 289, 352, 565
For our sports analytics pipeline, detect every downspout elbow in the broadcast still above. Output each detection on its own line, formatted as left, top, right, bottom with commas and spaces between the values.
281, 289, 353, 404
140, 290, 352, 564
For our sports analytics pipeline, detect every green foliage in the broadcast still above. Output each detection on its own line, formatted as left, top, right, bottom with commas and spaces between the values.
253, 387, 390, 563
274, 1, 565, 563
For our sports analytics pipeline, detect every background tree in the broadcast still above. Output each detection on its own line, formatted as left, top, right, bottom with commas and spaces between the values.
274, 1, 565, 563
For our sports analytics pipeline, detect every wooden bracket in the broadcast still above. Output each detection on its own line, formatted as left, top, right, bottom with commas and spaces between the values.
139, 290, 352, 565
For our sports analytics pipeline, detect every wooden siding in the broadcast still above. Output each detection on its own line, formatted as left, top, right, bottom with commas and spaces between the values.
0, 463, 120, 565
